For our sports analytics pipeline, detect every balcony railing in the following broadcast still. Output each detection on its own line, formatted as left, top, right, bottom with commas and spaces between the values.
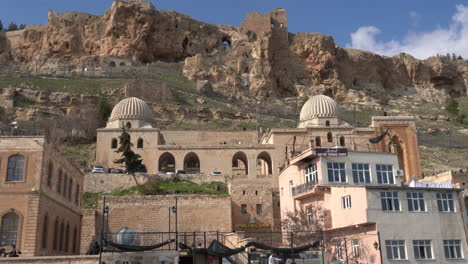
291, 182, 317, 197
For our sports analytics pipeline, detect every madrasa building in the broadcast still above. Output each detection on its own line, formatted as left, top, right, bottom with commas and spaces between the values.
93, 94, 422, 233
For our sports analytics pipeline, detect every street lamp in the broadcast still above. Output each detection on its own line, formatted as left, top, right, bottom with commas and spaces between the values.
172, 197, 178, 250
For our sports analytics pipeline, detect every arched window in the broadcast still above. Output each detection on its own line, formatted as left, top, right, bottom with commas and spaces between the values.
256, 151, 273, 177
42, 215, 48, 249
68, 179, 73, 200
53, 218, 59, 250
7, 155, 25, 182
158, 152, 176, 173
72, 226, 78, 254
137, 138, 143, 149
0, 212, 19, 246
111, 138, 118, 149
327, 132, 333, 143
315, 136, 321, 147
75, 185, 80, 205
183, 152, 200, 173
59, 221, 64, 251
117, 227, 136, 245
63, 176, 68, 198
232, 152, 248, 176
325, 120, 330, 127
126, 122, 131, 129
47, 162, 53, 187
65, 223, 70, 252
57, 170, 62, 194
339, 136, 345, 146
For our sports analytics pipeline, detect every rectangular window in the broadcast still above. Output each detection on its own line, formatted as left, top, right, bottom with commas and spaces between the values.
241, 204, 247, 214
376, 164, 394, 184
437, 193, 455, 212
342, 195, 351, 209
407, 192, 426, 212
352, 239, 359, 257
380, 192, 400, 211
305, 164, 318, 183
413, 240, 433, 259
256, 204, 263, 214
443, 240, 462, 259
352, 163, 370, 183
306, 207, 313, 225
334, 242, 342, 260
289, 181, 293, 196
385, 240, 406, 260
327, 162, 346, 183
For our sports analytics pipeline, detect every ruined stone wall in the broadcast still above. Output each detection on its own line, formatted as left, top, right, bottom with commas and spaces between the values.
0, 88, 15, 108
241, 12, 271, 36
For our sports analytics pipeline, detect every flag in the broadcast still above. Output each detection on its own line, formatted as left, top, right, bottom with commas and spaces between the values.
369, 131, 388, 144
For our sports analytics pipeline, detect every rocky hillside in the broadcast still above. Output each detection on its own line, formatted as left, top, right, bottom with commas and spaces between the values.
0, 0, 467, 102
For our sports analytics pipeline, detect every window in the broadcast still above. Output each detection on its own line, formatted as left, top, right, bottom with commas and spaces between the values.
305, 164, 318, 183
352, 163, 370, 183
306, 207, 312, 225
407, 192, 425, 212
68, 179, 73, 200
376, 164, 394, 184
386, 240, 406, 260
315, 136, 321, 147
256, 204, 263, 214
137, 138, 143, 148
72, 226, 78, 254
380, 192, 400, 211
59, 221, 64, 251
42, 215, 48, 249
327, 162, 346, 183
111, 138, 118, 149
334, 242, 342, 259
352, 239, 359, 257
57, 170, 62, 193
339, 136, 345, 146
126, 122, 131, 129
53, 218, 59, 250
7, 155, 25, 182
75, 185, 80, 205
342, 195, 351, 209
65, 224, 70, 252
241, 204, 247, 214
325, 120, 330, 127
437, 193, 455, 212
327, 132, 333, 143
0, 212, 19, 246
63, 176, 68, 198
443, 240, 462, 259
47, 162, 53, 187
413, 240, 433, 259
289, 180, 293, 196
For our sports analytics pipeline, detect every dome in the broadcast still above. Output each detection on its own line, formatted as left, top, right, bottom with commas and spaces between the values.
299, 95, 338, 121
108, 97, 154, 123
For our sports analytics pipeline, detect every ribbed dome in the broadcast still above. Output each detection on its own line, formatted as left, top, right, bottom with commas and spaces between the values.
109, 97, 154, 122
299, 95, 338, 121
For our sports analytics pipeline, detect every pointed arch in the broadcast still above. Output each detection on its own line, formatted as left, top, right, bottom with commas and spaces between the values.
42, 214, 48, 249
232, 151, 248, 176
183, 152, 200, 173
256, 151, 272, 177
53, 217, 59, 250
65, 223, 70, 253
57, 169, 63, 194
391, 135, 406, 177
158, 152, 176, 173
59, 220, 64, 251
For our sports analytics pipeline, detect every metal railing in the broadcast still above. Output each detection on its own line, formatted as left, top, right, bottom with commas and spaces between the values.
291, 182, 317, 197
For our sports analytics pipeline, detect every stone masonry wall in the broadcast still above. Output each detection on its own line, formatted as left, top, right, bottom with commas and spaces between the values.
0, 256, 98, 264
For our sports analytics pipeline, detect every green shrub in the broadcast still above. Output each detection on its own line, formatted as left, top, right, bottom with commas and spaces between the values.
445, 98, 459, 116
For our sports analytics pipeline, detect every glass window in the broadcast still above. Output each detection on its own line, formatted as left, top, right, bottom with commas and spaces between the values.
376, 164, 394, 184
385, 240, 406, 260
352, 239, 359, 257
380, 192, 400, 211
0, 212, 19, 246
305, 164, 318, 183
413, 240, 433, 259
407, 192, 425, 212
7, 155, 25, 182
306, 207, 312, 225
42, 215, 48, 249
256, 204, 263, 214
443, 240, 462, 259
437, 193, 455, 212
342, 195, 351, 209
334, 241, 342, 260
327, 162, 346, 183
241, 204, 247, 214
352, 163, 370, 183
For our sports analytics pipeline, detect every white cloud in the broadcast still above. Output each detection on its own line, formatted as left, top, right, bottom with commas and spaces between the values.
347, 5, 468, 59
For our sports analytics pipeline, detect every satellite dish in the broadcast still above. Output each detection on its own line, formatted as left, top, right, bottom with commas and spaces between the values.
10, 121, 18, 126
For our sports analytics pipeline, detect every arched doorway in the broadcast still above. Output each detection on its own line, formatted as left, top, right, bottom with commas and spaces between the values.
391, 136, 406, 177
183, 152, 200, 174
232, 152, 248, 176
339, 136, 345, 146
158, 152, 175, 173
256, 151, 272, 177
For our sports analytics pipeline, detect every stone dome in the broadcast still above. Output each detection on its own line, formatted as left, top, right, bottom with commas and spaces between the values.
108, 97, 154, 123
299, 95, 338, 121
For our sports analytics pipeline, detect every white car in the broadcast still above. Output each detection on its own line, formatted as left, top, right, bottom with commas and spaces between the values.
92, 165, 106, 173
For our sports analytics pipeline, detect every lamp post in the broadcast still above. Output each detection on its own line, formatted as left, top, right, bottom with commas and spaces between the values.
99, 197, 109, 264
171, 196, 178, 250
374, 232, 384, 264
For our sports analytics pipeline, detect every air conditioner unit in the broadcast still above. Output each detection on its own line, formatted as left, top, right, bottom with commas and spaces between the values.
396, 170, 405, 177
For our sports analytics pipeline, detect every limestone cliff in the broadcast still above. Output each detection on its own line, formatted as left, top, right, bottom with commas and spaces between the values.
0, 1, 467, 102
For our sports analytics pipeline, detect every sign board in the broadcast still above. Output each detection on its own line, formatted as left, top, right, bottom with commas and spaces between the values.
315, 148, 348, 157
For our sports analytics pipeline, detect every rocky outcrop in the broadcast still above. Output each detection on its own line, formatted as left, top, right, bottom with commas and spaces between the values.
1, 1, 467, 101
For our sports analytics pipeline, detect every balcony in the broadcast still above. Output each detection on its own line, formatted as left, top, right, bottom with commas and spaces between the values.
291, 182, 317, 197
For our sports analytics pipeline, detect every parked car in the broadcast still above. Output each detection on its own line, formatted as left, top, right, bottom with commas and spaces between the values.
176, 170, 187, 174
92, 165, 106, 173
109, 168, 125, 174
166, 171, 175, 175
211, 171, 222, 176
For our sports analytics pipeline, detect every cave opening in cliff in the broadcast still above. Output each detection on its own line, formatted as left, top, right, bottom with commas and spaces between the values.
182, 37, 189, 50
222, 36, 231, 49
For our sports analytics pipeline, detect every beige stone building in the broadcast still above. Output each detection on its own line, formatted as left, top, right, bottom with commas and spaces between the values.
0, 136, 84, 256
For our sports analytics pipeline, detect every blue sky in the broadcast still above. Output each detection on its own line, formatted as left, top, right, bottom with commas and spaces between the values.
0, 0, 466, 58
